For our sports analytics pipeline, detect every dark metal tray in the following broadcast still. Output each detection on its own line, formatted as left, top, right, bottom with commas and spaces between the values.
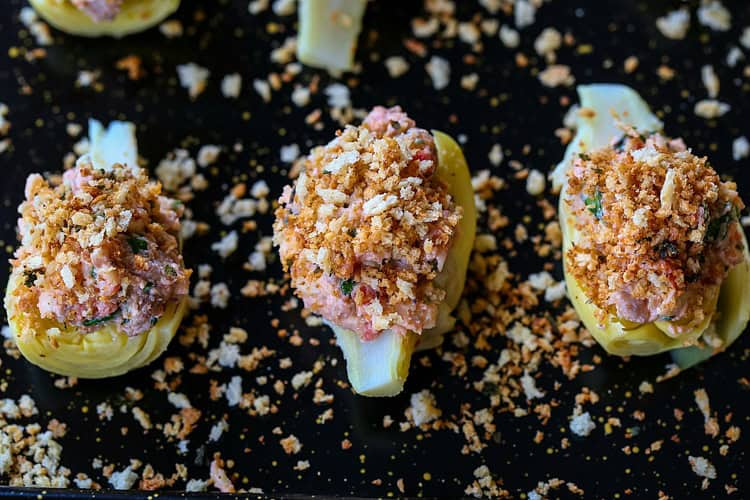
0, 0, 748, 498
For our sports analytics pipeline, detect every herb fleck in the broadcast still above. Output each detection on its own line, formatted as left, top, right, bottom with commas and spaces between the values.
584, 188, 603, 220
24, 270, 38, 287
127, 237, 148, 254
340, 279, 355, 296
705, 205, 739, 242
82, 309, 119, 327
655, 240, 679, 259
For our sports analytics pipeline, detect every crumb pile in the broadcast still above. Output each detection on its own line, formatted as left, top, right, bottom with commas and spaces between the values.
565, 132, 745, 329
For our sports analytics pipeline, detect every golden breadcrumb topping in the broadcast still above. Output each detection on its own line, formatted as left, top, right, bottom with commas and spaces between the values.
274, 106, 461, 339
565, 131, 745, 330
11, 159, 191, 336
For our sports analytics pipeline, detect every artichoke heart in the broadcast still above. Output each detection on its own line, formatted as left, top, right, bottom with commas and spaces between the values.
297, 0, 368, 73
331, 131, 476, 397
557, 84, 750, 365
3, 120, 189, 378
5, 274, 187, 379
29, 0, 180, 38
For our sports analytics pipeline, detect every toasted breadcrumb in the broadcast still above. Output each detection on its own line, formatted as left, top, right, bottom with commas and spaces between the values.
538, 65, 574, 87
701, 65, 720, 98
280, 434, 302, 454
426, 56, 451, 90
499, 24, 520, 48
159, 19, 183, 38
274, 107, 460, 339
409, 390, 441, 426
569, 408, 596, 437
176, 63, 210, 100
694, 99, 730, 119
732, 136, 749, 161
221, 74, 242, 99
384, 56, 410, 78
697, 1, 731, 31
526, 169, 546, 195
656, 9, 690, 39
688, 456, 717, 482
514, 0, 536, 28
534, 28, 562, 62
566, 131, 745, 328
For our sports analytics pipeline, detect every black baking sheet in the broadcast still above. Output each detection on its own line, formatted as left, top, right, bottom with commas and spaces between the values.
0, 0, 748, 498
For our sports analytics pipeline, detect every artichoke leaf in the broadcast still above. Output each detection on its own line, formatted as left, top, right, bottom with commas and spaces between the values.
551, 84, 663, 191
88, 119, 138, 171
329, 322, 417, 398
297, 0, 368, 74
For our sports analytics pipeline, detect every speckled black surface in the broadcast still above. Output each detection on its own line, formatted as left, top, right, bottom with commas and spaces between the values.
0, 0, 749, 498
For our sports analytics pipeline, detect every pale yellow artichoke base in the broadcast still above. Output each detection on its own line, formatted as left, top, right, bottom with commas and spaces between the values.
5, 268, 188, 378
29, 0, 180, 38
330, 131, 477, 397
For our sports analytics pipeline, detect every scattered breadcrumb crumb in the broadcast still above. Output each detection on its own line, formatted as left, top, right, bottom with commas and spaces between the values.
499, 24, 520, 48
177, 63, 210, 100
538, 65, 574, 87
410, 390, 441, 426
694, 99, 730, 119
732, 136, 749, 161
221, 74, 242, 99
534, 28, 562, 61
109, 466, 139, 490
688, 456, 717, 483
280, 434, 302, 454
160, 20, 183, 38
526, 169, 546, 196
426, 56, 451, 90
253, 79, 272, 102
569, 407, 596, 437
385, 56, 410, 78
697, 1, 731, 31
211, 231, 239, 259
701, 65, 719, 98
514, 0, 536, 29
656, 9, 690, 39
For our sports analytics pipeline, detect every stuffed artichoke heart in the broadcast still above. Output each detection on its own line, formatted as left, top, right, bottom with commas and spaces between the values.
554, 84, 750, 367
29, 0, 180, 38
274, 107, 476, 397
329, 131, 476, 396
4, 120, 190, 378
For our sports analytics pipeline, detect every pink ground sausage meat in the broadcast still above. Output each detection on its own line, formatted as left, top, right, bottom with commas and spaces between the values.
71, 0, 123, 22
